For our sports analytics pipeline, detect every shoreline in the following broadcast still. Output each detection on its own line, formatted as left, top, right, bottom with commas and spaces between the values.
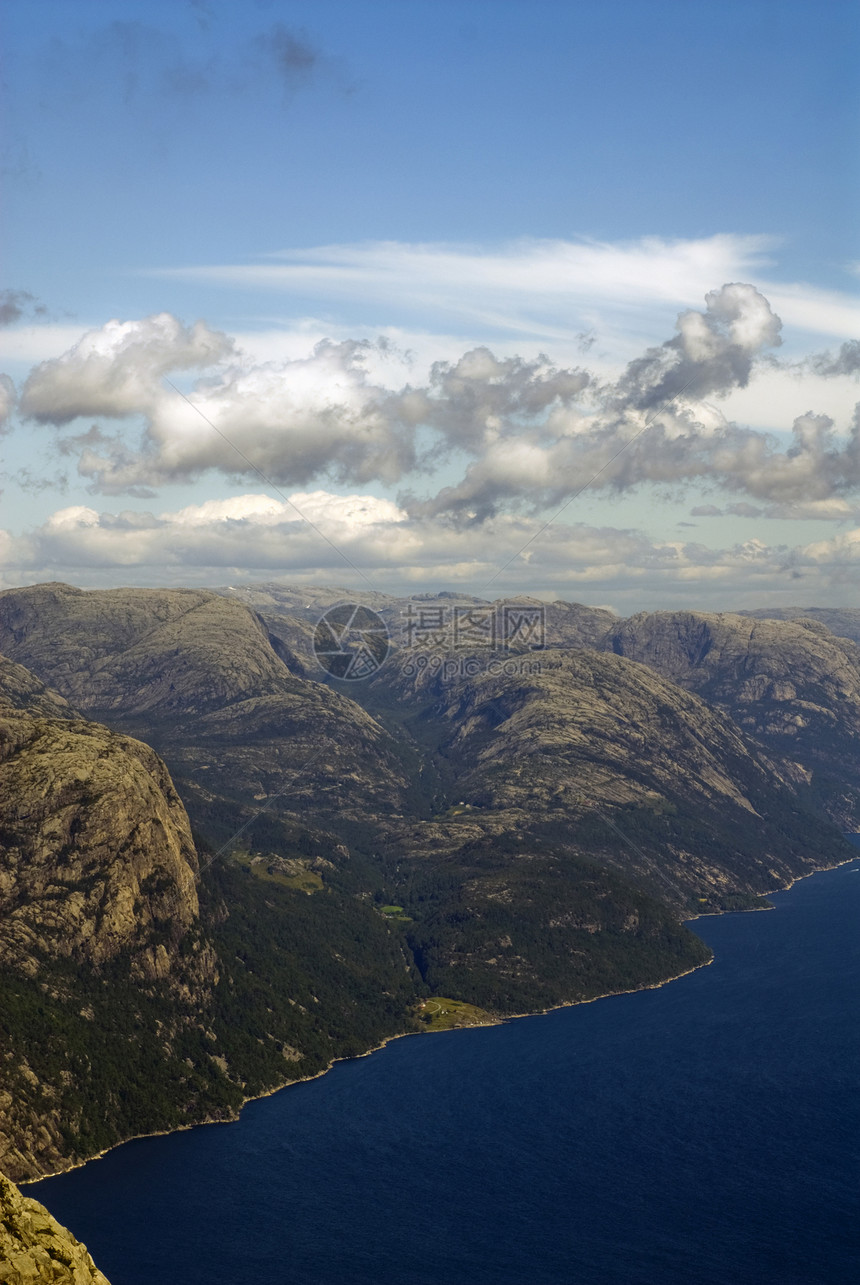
22, 848, 859, 1188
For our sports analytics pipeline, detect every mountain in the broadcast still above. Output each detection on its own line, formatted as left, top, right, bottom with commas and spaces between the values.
738, 606, 860, 645
0, 1171, 109, 1284
0, 581, 856, 1188
215, 582, 616, 674
605, 610, 860, 827
0, 644, 418, 1183
349, 643, 846, 1009
0, 582, 415, 827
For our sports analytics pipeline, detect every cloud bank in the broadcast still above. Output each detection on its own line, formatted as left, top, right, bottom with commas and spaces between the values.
4, 489, 860, 609
17, 285, 860, 520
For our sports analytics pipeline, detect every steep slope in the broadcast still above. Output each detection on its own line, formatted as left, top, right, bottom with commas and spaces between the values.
0, 583, 415, 827
0, 659, 229, 1179
351, 645, 850, 1009
217, 583, 616, 674
0, 657, 76, 721
0, 1171, 109, 1284
0, 706, 201, 982
0, 654, 420, 1182
604, 611, 860, 826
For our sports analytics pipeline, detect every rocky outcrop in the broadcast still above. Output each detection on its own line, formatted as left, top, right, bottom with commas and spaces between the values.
604, 610, 860, 826
0, 1170, 109, 1283
0, 703, 201, 981
0, 658, 225, 1182
0, 582, 293, 718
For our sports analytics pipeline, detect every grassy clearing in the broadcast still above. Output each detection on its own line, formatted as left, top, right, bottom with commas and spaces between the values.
229, 850, 324, 894
379, 903, 412, 922
415, 996, 494, 1030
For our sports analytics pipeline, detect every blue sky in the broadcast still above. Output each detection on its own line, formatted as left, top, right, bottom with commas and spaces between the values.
1, 0, 859, 610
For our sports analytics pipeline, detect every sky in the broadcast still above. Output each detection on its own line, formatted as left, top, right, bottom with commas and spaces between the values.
1, 0, 859, 612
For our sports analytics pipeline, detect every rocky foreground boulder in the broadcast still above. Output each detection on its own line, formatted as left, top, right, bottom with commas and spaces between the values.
0, 1171, 109, 1284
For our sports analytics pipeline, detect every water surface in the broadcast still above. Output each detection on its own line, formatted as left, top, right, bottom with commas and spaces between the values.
31, 858, 860, 1285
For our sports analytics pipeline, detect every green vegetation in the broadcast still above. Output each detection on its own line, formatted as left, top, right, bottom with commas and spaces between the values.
199, 861, 421, 1093
229, 849, 325, 894
416, 997, 493, 1030
2, 583, 857, 1181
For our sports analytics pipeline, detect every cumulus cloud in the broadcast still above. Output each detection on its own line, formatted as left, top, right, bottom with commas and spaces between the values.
616, 282, 782, 409
16, 288, 860, 521
807, 339, 860, 378
20, 313, 233, 424
20, 322, 590, 493
412, 285, 823, 521
0, 375, 16, 431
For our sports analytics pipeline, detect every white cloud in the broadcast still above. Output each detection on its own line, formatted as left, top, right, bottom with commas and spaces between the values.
20, 314, 233, 424
0, 324, 92, 366
11, 288, 860, 528
156, 234, 860, 343
159, 234, 776, 339
0, 374, 16, 431
168, 490, 407, 531
4, 489, 860, 609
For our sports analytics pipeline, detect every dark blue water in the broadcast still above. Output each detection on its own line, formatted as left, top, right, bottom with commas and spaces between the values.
29, 859, 860, 1285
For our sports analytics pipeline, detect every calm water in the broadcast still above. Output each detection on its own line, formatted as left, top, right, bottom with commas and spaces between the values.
30, 857, 860, 1285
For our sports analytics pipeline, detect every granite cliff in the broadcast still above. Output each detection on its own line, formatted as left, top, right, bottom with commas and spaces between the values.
606, 610, 860, 827
0, 1172, 109, 1284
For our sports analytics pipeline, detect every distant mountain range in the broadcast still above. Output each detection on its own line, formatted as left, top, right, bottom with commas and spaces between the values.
1, 581, 858, 1207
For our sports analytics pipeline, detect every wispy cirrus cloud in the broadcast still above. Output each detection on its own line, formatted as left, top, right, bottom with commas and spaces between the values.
154, 234, 860, 344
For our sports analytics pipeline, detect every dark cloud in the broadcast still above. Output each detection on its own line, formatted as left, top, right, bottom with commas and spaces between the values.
808, 340, 860, 378
0, 375, 15, 431
267, 25, 318, 84
726, 502, 764, 518
615, 283, 782, 410
0, 289, 47, 328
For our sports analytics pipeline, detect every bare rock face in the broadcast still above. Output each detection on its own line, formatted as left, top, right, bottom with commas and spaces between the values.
0, 582, 293, 717
0, 583, 415, 822
0, 704, 200, 981
0, 658, 76, 721
0, 1170, 110, 1283
605, 610, 860, 826
0, 658, 225, 1183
